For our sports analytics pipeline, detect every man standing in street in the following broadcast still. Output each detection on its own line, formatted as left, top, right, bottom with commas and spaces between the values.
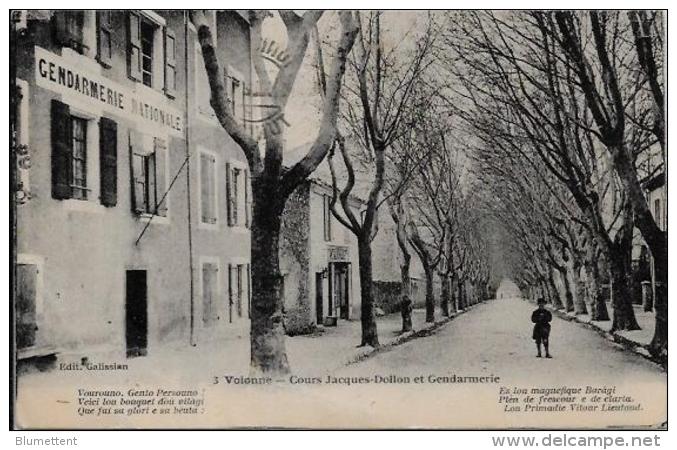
531, 298, 552, 358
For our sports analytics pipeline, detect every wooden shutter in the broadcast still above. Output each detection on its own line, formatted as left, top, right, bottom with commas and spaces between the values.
225, 162, 233, 226
202, 264, 215, 324
153, 138, 168, 216
127, 12, 142, 81
97, 11, 113, 66
129, 129, 145, 213
244, 169, 251, 228
200, 154, 216, 223
51, 99, 72, 200
246, 263, 251, 319
164, 27, 177, 98
237, 265, 243, 317
54, 11, 81, 47
228, 264, 234, 323
99, 117, 118, 207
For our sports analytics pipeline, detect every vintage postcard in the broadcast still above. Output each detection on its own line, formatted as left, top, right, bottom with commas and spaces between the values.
10, 9, 667, 430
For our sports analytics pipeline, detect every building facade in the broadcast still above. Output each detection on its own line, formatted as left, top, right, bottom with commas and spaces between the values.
14, 10, 253, 361
280, 179, 363, 334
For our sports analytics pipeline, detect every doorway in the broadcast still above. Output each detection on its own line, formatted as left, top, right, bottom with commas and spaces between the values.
125, 270, 148, 357
332, 263, 351, 320
315, 272, 324, 324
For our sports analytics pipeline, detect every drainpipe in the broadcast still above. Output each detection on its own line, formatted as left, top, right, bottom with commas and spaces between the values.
184, 11, 196, 347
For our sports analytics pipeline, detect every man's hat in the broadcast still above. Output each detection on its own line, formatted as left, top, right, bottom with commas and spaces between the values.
537, 297, 547, 305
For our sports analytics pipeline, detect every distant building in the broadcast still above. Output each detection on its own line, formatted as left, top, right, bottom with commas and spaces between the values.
13, 10, 254, 361
279, 142, 426, 333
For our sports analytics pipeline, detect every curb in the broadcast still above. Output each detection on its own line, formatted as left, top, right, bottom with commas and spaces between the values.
344, 301, 489, 367
538, 301, 666, 371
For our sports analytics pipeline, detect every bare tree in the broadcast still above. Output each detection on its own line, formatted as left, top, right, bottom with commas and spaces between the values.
327, 11, 435, 346
191, 10, 358, 374
439, 11, 643, 330
553, 10, 666, 358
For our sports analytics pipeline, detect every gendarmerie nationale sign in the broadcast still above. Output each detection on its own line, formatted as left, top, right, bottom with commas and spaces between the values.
35, 46, 183, 137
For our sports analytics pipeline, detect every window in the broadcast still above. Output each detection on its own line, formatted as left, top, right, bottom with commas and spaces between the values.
130, 133, 168, 216
51, 100, 91, 201
128, 12, 170, 93
140, 20, 154, 87
230, 168, 240, 225
323, 194, 332, 241
200, 152, 217, 224
228, 263, 251, 321
97, 11, 113, 66
226, 163, 250, 227
226, 75, 245, 123
71, 117, 88, 200
51, 100, 118, 205
54, 11, 85, 52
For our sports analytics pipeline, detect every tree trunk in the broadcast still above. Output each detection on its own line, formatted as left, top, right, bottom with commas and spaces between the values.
586, 259, 610, 321
423, 263, 435, 322
457, 277, 465, 310
547, 271, 563, 310
440, 274, 451, 317
250, 194, 289, 375
571, 261, 588, 315
557, 267, 574, 312
650, 244, 667, 360
357, 237, 379, 347
609, 199, 641, 332
608, 257, 641, 331
395, 209, 412, 332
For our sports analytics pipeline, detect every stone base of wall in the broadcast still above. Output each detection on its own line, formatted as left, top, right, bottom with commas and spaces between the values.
373, 281, 403, 314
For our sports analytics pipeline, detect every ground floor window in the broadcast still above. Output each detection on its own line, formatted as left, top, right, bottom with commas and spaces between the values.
228, 263, 250, 321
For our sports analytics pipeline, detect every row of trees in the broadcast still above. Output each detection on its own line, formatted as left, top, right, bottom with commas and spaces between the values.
194, 10, 492, 374
196, 10, 665, 374
439, 11, 666, 361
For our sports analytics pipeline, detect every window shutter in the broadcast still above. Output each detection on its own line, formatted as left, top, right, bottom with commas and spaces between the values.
244, 169, 251, 228
97, 11, 113, 66
228, 264, 234, 323
246, 264, 251, 319
51, 100, 72, 200
127, 12, 142, 81
153, 138, 168, 216
225, 162, 233, 226
129, 129, 145, 213
99, 117, 118, 207
200, 154, 216, 224
53, 11, 78, 47
200, 154, 208, 223
202, 264, 215, 324
241, 80, 247, 127
164, 27, 177, 98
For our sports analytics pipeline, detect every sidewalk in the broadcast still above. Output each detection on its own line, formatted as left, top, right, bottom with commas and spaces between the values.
17, 305, 475, 389
543, 301, 661, 366
287, 306, 465, 374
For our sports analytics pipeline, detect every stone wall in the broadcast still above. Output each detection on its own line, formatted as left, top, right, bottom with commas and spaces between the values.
279, 183, 313, 335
